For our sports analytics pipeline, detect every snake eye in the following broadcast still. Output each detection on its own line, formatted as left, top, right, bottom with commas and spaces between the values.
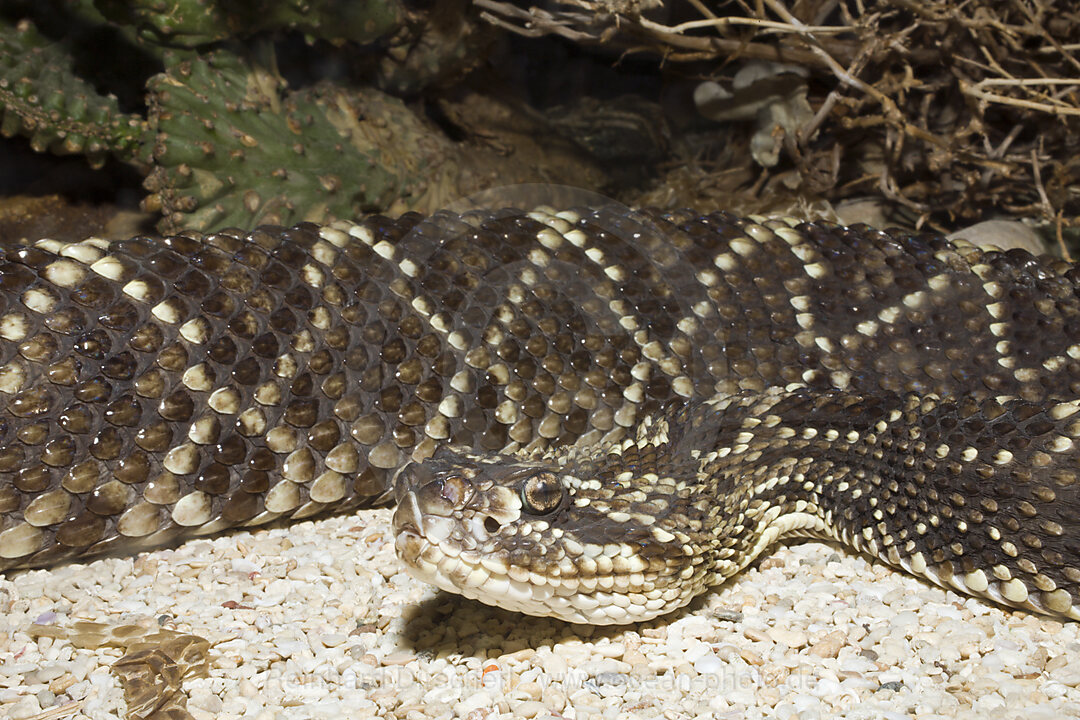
520, 472, 563, 515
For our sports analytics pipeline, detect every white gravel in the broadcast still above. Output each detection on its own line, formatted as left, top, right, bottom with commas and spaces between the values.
3, 508, 1080, 720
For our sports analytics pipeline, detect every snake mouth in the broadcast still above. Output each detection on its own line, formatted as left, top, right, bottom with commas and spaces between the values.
391, 464, 505, 601
390, 457, 693, 625
392, 460, 579, 621
391, 486, 523, 615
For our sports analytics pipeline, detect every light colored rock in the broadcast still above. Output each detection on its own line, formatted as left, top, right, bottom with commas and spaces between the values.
948, 219, 1047, 254
835, 197, 892, 228
512, 700, 548, 718
809, 630, 847, 658
768, 627, 808, 649
1049, 662, 1080, 687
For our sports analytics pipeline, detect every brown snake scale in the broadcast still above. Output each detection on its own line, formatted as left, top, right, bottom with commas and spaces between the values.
2, 206, 1080, 623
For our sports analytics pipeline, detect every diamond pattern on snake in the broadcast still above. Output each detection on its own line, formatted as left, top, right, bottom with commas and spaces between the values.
1, 207, 1079, 624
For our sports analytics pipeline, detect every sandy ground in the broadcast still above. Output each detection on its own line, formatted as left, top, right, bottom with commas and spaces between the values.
2, 507, 1080, 720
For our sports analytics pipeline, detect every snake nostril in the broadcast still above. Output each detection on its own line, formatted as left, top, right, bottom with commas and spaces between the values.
484, 516, 500, 534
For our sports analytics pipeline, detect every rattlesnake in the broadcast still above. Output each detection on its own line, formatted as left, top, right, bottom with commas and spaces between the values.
2, 206, 1078, 625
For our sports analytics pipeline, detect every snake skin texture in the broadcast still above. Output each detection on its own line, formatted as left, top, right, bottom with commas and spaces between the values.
2, 207, 1080, 624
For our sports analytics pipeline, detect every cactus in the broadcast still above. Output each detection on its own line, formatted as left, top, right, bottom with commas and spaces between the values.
0, 1, 515, 233
0, 17, 146, 168
144, 48, 456, 232
92, 0, 405, 48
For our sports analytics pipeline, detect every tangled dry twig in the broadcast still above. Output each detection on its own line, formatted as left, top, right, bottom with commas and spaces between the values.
477, 0, 1080, 227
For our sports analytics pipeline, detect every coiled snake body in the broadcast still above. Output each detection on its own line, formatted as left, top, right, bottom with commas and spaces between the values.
2, 207, 1080, 624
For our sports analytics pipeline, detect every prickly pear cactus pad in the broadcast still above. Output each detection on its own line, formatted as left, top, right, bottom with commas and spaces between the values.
92, 0, 405, 48
0, 3, 549, 234
143, 50, 452, 232
0, 18, 146, 168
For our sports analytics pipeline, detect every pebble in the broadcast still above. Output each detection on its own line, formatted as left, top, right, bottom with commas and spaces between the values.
2, 518, 1080, 720
1050, 663, 1080, 687
48, 673, 76, 695
740, 648, 765, 666
513, 700, 548, 717
455, 690, 493, 715
768, 627, 808, 649
189, 690, 223, 713
808, 630, 847, 658
694, 655, 726, 675
948, 220, 1047, 254
6, 695, 41, 719
381, 649, 414, 665
596, 642, 625, 658
743, 627, 771, 642
319, 633, 347, 648
543, 651, 568, 677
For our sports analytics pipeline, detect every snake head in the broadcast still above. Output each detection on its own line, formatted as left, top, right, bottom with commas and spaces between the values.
391, 445, 710, 624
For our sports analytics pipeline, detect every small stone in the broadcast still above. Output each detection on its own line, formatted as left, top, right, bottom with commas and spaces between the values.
554, 642, 590, 665
544, 652, 568, 676
381, 650, 414, 666
711, 608, 744, 622
740, 649, 764, 666
33, 664, 66, 683
512, 700, 547, 718
48, 673, 76, 695
1049, 662, 1080, 687
768, 627, 808, 649
743, 627, 770, 642
809, 630, 847, 658
694, 655, 725, 675
596, 642, 625, 659
455, 690, 493, 716
514, 681, 542, 701
1045, 655, 1069, 672
6, 695, 42, 720
319, 633, 347, 648
623, 648, 648, 669
188, 690, 223, 713
500, 648, 536, 663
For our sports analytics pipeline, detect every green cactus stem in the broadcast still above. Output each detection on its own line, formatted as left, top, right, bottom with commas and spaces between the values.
143, 48, 456, 232
92, 0, 406, 48
0, 17, 147, 168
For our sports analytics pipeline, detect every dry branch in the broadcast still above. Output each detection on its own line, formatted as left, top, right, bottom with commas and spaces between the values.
475, 0, 1080, 225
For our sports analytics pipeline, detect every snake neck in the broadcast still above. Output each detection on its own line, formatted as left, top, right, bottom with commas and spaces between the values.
693, 389, 1080, 619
